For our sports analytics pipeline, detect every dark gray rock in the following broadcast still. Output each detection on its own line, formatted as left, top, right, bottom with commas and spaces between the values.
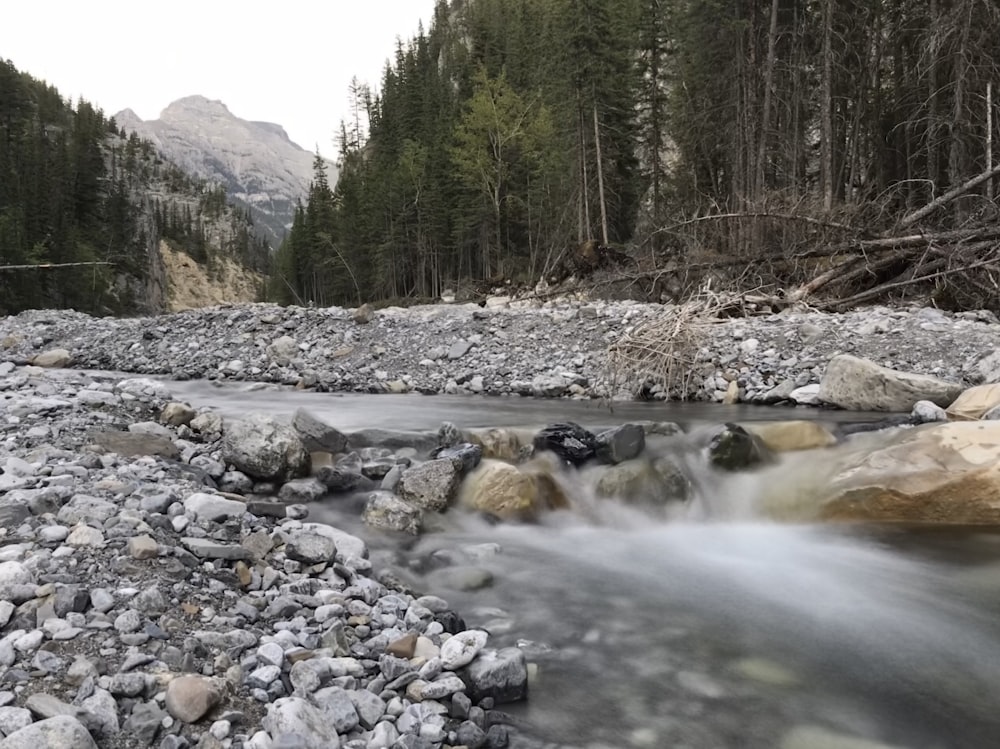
292, 409, 348, 453
595, 424, 645, 464
532, 423, 597, 465
706, 423, 772, 472
462, 648, 528, 705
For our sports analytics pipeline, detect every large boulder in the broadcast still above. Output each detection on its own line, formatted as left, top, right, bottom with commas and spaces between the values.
457, 461, 543, 520
592, 456, 689, 504
221, 413, 310, 482
532, 422, 598, 465
362, 492, 422, 535
818, 354, 964, 412
760, 421, 1000, 524
945, 383, 1000, 421
466, 428, 530, 462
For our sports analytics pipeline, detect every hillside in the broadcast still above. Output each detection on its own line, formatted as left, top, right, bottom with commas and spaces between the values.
115, 96, 336, 248
0, 58, 270, 316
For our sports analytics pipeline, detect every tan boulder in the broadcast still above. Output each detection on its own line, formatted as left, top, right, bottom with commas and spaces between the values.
759, 422, 1000, 525
458, 460, 542, 520
593, 456, 689, 504
945, 383, 1000, 421
466, 428, 529, 461
742, 421, 837, 452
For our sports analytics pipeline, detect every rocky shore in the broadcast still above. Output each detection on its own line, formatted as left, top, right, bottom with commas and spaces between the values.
2, 299, 999, 403
4, 299, 1000, 749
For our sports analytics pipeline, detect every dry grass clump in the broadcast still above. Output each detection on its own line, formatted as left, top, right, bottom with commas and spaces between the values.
605, 285, 740, 399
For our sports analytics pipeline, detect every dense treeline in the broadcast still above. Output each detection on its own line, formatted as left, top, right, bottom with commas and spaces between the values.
274, 0, 1000, 308
0, 59, 270, 315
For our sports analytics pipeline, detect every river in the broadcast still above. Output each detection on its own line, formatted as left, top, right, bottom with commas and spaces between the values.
171, 379, 1000, 748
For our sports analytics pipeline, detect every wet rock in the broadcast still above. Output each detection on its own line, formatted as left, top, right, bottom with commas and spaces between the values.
532, 423, 597, 465
347, 428, 437, 454
594, 424, 646, 464
397, 459, 462, 512
742, 421, 837, 452
362, 492, 422, 535
292, 409, 348, 454
432, 442, 483, 473
707, 423, 772, 471
467, 429, 525, 462
457, 461, 540, 520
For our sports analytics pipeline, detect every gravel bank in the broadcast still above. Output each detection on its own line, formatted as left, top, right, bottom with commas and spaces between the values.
2, 300, 999, 403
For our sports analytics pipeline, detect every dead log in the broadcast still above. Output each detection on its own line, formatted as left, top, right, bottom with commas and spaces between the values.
898, 163, 1000, 228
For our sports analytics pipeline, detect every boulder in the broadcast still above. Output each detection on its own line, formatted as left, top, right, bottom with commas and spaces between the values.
760, 421, 1000, 525
397, 459, 462, 512
457, 461, 541, 520
466, 428, 527, 462
362, 492, 422, 535
595, 424, 646, 464
159, 402, 196, 427
221, 413, 309, 482
0, 715, 97, 749
266, 335, 299, 365
532, 422, 598, 465
818, 354, 964, 412
461, 647, 528, 704
593, 456, 689, 504
432, 442, 483, 473
742, 421, 837, 452
706, 423, 772, 471
946, 383, 1000, 421
31, 349, 72, 368
292, 409, 348, 454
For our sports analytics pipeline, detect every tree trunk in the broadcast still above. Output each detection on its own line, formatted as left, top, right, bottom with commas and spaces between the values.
754, 0, 780, 204
820, 0, 833, 211
593, 102, 609, 245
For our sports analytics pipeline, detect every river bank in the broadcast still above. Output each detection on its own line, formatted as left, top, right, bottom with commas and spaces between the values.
2, 299, 999, 403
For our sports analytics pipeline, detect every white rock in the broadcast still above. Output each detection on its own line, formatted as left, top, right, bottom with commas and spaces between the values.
440, 629, 489, 670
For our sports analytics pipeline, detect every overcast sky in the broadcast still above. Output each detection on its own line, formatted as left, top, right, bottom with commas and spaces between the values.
1, 0, 437, 158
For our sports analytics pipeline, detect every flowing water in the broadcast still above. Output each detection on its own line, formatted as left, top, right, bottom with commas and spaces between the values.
172, 380, 1000, 748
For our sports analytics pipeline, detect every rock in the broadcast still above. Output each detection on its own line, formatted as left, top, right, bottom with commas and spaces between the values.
946, 383, 1000, 420
31, 349, 72, 368
432, 442, 483, 473
127, 535, 159, 559
912, 400, 949, 423
594, 424, 646, 464
292, 409, 348, 453
362, 492, 422, 535
221, 413, 309, 482
184, 492, 247, 522
312, 687, 359, 733
397, 459, 462, 512
160, 402, 196, 427
315, 465, 369, 494
760, 421, 1000, 525
462, 647, 528, 704
0, 715, 97, 749
466, 428, 526, 462
284, 530, 337, 565
818, 354, 964, 412
89, 430, 179, 460
593, 457, 688, 504
346, 429, 437, 454
165, 675, 225, 723
353, 303, 374, 324
267, 336, 299, 364
263, 697, 340, 749
742, 421, 837, 452
278, 477, 327, 503
440, 630, 489, 670
457, 461, 541, 520
532, 423, 597, 464
706, 423, 772, 471
191, 411, 224, 437
789, 384, 822, 406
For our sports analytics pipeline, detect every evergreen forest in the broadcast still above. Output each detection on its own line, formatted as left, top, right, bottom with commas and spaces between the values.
0, 59, 270, 315
274, 0, 1000, 311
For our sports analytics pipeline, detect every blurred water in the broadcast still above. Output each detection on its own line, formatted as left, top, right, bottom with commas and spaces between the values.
164, 378, 1000, 748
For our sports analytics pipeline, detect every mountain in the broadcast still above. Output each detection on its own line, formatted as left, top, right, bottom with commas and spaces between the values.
114, 96, 335, 248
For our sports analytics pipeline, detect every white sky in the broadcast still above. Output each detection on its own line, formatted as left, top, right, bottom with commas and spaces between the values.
0, 0, 437, 158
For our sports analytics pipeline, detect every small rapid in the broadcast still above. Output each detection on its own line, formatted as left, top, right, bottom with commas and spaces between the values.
172, 377, 1000, 748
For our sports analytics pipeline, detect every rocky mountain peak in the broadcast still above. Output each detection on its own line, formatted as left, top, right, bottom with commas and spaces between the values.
114, 97, 335, 248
